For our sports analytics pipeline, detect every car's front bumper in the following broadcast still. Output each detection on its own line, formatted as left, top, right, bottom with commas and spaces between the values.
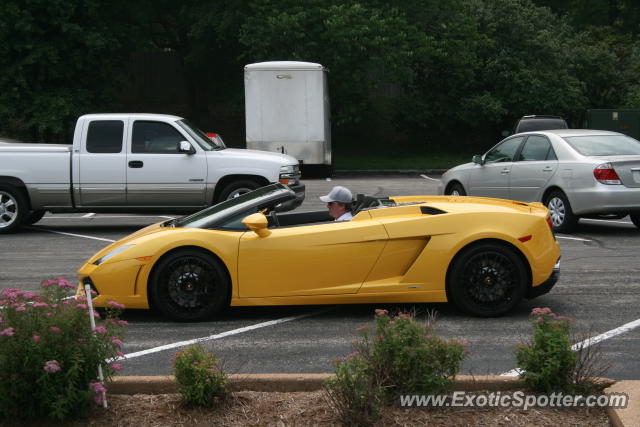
526, 259, 560, 299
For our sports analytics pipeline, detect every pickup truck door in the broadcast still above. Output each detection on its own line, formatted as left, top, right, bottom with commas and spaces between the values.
126, 120, 207, 207
77, 119, 127, 206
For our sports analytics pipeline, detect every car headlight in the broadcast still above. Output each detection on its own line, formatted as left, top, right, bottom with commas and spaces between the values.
93, 244, 135, 265
279, 164, 300, 185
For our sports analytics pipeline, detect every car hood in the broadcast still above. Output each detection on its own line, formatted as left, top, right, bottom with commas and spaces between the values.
211, 148, 298, 165
85, 222, 168, 264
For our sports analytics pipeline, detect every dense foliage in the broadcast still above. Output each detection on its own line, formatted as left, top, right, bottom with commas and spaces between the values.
173, 344, 228, 407
1, 0, 639, 152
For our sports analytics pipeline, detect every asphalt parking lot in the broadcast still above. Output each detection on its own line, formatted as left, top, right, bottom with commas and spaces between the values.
1, 174, 639, 380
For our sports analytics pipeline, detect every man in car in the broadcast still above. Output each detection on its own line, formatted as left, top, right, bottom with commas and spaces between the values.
320, 186, 353, 221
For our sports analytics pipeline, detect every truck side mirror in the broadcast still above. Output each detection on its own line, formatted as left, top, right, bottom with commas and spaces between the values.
472, 155, 484, 165
242, 213, 271, 237
179, 141, 195, 154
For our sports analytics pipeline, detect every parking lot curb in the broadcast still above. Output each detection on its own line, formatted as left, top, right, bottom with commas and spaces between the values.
108, 375, 636, 426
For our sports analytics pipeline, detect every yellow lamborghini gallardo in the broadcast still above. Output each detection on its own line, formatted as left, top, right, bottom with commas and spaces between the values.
77, 183, 560, 321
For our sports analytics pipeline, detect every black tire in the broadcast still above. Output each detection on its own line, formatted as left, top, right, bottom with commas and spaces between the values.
24, 210, 46, 225
217, 180, 261, 203
446, 182, 466, 196
0, 185, 28, 233
148, 249, 230, 321
630, 213, 640, 229
448, 242, 528, 317
544, 190, 577, 233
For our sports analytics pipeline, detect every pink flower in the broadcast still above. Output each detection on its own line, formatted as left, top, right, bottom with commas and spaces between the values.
116, 351, 126, 358
90, 382, 107, 393
93, 325, 107, 334
44, 312, 53, 317
43, 360, 61, 373
33, 302, 48, 308
111, 363, 122, 371
76, 303, 88, 310
15, 306, 26, 312
535, 317, 544, 323
118, 320, 129, 326
94, 394, 104, 405
40, 279, 57, 287
107, 300, 125, 310
111, 337, 123, 347
92, 310, 101, 319
33, 335, 41, 342
49, 326, 61, 333
22, 292, 36, 299
0, 327, 15, 336
374, 309, 389, 316
1, 288, 22, 300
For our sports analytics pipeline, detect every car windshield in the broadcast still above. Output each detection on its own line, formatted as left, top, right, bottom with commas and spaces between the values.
176, 119, 225, 151
563, 135, 640, 156
169, 184, 292, 229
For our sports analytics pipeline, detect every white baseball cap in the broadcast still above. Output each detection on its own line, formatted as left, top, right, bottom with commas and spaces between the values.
319, 186, 353, 203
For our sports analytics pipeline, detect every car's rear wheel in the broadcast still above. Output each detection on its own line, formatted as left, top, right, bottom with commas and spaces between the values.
630, 213, 640, 229
218, 180, 261, 203
448, 242, 528, 317
544, 190, 577, 233
149, 249, 229, 321
0, 185, 27, 234
446, 182, 466, 196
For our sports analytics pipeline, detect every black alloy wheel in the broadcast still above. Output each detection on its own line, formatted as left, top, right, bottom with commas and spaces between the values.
449, 242, 528, 317
149, 249, 229, 321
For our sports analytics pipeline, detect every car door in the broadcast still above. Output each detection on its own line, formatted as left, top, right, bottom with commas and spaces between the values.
77, 119, 127, 206
126, 120, 208, 207
237, 218, 388, 297
509, 135, 559, 202
468, 136, 524, 199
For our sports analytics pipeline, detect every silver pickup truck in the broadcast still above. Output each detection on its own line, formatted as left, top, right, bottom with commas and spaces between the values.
0, 113, 305, 233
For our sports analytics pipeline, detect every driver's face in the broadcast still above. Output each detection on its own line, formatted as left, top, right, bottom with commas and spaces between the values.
327, 202, 346, 219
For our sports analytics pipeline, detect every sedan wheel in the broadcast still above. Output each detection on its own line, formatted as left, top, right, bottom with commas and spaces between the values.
545, 190, 577, 233
149, 249, 229, 321
448, 243, 527, 317
446, 183, 466, 196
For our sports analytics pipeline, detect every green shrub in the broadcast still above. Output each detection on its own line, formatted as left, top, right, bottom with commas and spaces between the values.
324, 310, 469, 425
173, 344, 228, 407
515, 307, 577, 393
0, 278, 127, 421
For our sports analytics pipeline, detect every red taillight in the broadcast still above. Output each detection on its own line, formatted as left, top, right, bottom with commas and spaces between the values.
594, 163, 621, 184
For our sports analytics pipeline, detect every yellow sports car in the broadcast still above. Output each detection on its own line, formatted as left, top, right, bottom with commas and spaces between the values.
77, 183, 560, 321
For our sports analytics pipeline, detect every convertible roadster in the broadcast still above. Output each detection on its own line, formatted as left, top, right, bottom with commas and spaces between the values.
77, 183, 560, 321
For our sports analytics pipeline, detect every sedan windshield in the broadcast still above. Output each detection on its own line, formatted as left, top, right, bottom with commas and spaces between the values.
564, 135, 640, 156
176, 119, 225, 151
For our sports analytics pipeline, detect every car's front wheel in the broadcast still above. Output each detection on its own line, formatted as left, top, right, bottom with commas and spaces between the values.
218, 180, 261, 203
544, 190, 577, 233
448, 242, 528, 317
0, 185, 27, 233
630, 213, 640, 229
446, 182, 466, 196
149, 249, 230, 321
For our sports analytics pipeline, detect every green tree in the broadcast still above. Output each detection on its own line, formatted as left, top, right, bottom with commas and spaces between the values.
0, 0, 141, 142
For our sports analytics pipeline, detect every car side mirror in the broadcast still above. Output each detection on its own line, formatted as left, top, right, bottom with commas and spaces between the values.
472, 155, 484, 165
179, 141, 195, 154
242, 213, 271, 237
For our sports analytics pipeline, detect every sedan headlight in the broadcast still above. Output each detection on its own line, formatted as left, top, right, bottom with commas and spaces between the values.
93, 244, 135, 265
279, 164, 300, 185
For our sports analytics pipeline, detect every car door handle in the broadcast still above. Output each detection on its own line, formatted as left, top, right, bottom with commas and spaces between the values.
128, 160, 143, 168
542, 166, 554, 172
500, 169, 510, 174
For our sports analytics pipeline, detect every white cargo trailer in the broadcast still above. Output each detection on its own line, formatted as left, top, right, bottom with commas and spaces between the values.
244, 61, 332, 176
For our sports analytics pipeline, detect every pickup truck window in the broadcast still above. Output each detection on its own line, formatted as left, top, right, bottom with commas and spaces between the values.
132, 121, 187, 154
86, 120, 124, 153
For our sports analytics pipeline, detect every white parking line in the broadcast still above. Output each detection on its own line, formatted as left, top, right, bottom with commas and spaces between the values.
27, 226, 116, 243
500, 317, 640, 377
420, 174, 440, 181
555, 235, 593, 242
581, 218, 632, 225
119, 307, 334, 361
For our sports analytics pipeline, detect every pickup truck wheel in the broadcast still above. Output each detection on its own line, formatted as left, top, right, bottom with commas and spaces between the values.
448, 242, 527, 317
24, 210, 46, 225
0, 185, 27, 233
218, 180, 261, 202
149, 249, 229, 322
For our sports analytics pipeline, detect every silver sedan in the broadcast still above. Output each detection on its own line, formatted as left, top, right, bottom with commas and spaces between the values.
438, 129, 640, 232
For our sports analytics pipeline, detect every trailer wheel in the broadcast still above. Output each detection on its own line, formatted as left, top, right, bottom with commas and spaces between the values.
0, 185, 27, 233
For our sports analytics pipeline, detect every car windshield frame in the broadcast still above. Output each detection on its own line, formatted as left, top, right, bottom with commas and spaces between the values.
563, 135, 640, 156
168, 183, 295, 229
176, 119, 226, 151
